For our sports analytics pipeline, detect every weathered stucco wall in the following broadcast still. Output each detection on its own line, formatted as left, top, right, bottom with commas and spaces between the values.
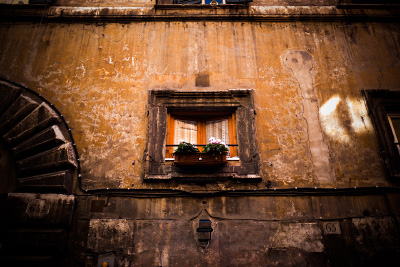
1, 4, 400, 266
83, 216, 398, 266
0, 0, 337, 7
72, 194, 400, 266
0, 19, 399, 189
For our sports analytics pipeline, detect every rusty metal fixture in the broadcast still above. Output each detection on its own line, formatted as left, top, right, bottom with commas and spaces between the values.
197, 219, 213, 242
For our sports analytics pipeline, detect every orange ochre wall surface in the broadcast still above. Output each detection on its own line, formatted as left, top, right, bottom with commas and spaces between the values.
1, 17, 399, 189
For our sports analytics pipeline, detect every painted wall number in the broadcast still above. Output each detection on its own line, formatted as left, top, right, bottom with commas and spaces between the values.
323, 221, 341, 235
26, 199, 50, 218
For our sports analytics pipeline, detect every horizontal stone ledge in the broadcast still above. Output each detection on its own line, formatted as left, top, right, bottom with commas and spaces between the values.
71, 193, 399, 221
145, 173, 261, 181
232, 174, 262, 180
144, 174, 172, 180
80, 187, 400, 195
0, 6, 399, 22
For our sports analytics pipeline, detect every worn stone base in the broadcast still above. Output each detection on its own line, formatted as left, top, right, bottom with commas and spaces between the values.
69, 193, 400, 267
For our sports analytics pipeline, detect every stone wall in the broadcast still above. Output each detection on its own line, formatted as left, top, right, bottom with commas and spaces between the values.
74, 194, 400, 266
1, 3, 400, 266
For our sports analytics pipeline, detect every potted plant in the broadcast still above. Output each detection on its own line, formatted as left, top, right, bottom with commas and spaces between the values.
173, 138, 228, 166
173, 140, 201, 166
174, 140, 200, 154
202, 137, 229, 154
200, 137, 229, 164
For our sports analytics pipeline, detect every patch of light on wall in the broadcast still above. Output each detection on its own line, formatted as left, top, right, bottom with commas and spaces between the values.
320, 96, 341, 116
319, 95, 350, 143
320, 115, 350, 143
346, 98, 372, 133
319, 96, 374, 143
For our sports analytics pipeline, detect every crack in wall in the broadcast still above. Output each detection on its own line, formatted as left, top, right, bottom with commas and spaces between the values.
283, 50, 334, 184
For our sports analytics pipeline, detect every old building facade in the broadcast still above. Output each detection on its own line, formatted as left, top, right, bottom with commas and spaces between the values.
0, 0, 400, 266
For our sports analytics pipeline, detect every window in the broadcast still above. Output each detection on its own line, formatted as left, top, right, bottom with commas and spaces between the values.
166, 111, 238, 158
363, 90, 400, 179
146, 90, 260, 181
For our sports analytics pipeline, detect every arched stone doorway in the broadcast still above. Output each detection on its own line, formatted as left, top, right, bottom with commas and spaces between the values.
0, 80, 78, 194
0, 79, 78, 265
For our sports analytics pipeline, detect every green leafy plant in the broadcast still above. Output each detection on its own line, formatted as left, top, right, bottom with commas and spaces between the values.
174, 141, 200, 153
202, 137, 229, 154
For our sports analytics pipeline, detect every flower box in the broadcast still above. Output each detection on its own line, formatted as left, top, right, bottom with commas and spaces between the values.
174, 152, 227, 166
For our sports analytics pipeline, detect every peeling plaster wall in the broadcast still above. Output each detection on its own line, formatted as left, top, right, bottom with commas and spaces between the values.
76, 195, 400, 266
51, 0, 337, 7
283, 50, 334, 184
1, 20, 399, 189
85, 219, 327, 267
1, 5, 400, 266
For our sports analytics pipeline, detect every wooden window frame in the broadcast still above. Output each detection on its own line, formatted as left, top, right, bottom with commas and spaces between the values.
166, 112, 238, 158
363, 90, 400, 179
146, 89, 260, 182
387, 114, 400, 155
